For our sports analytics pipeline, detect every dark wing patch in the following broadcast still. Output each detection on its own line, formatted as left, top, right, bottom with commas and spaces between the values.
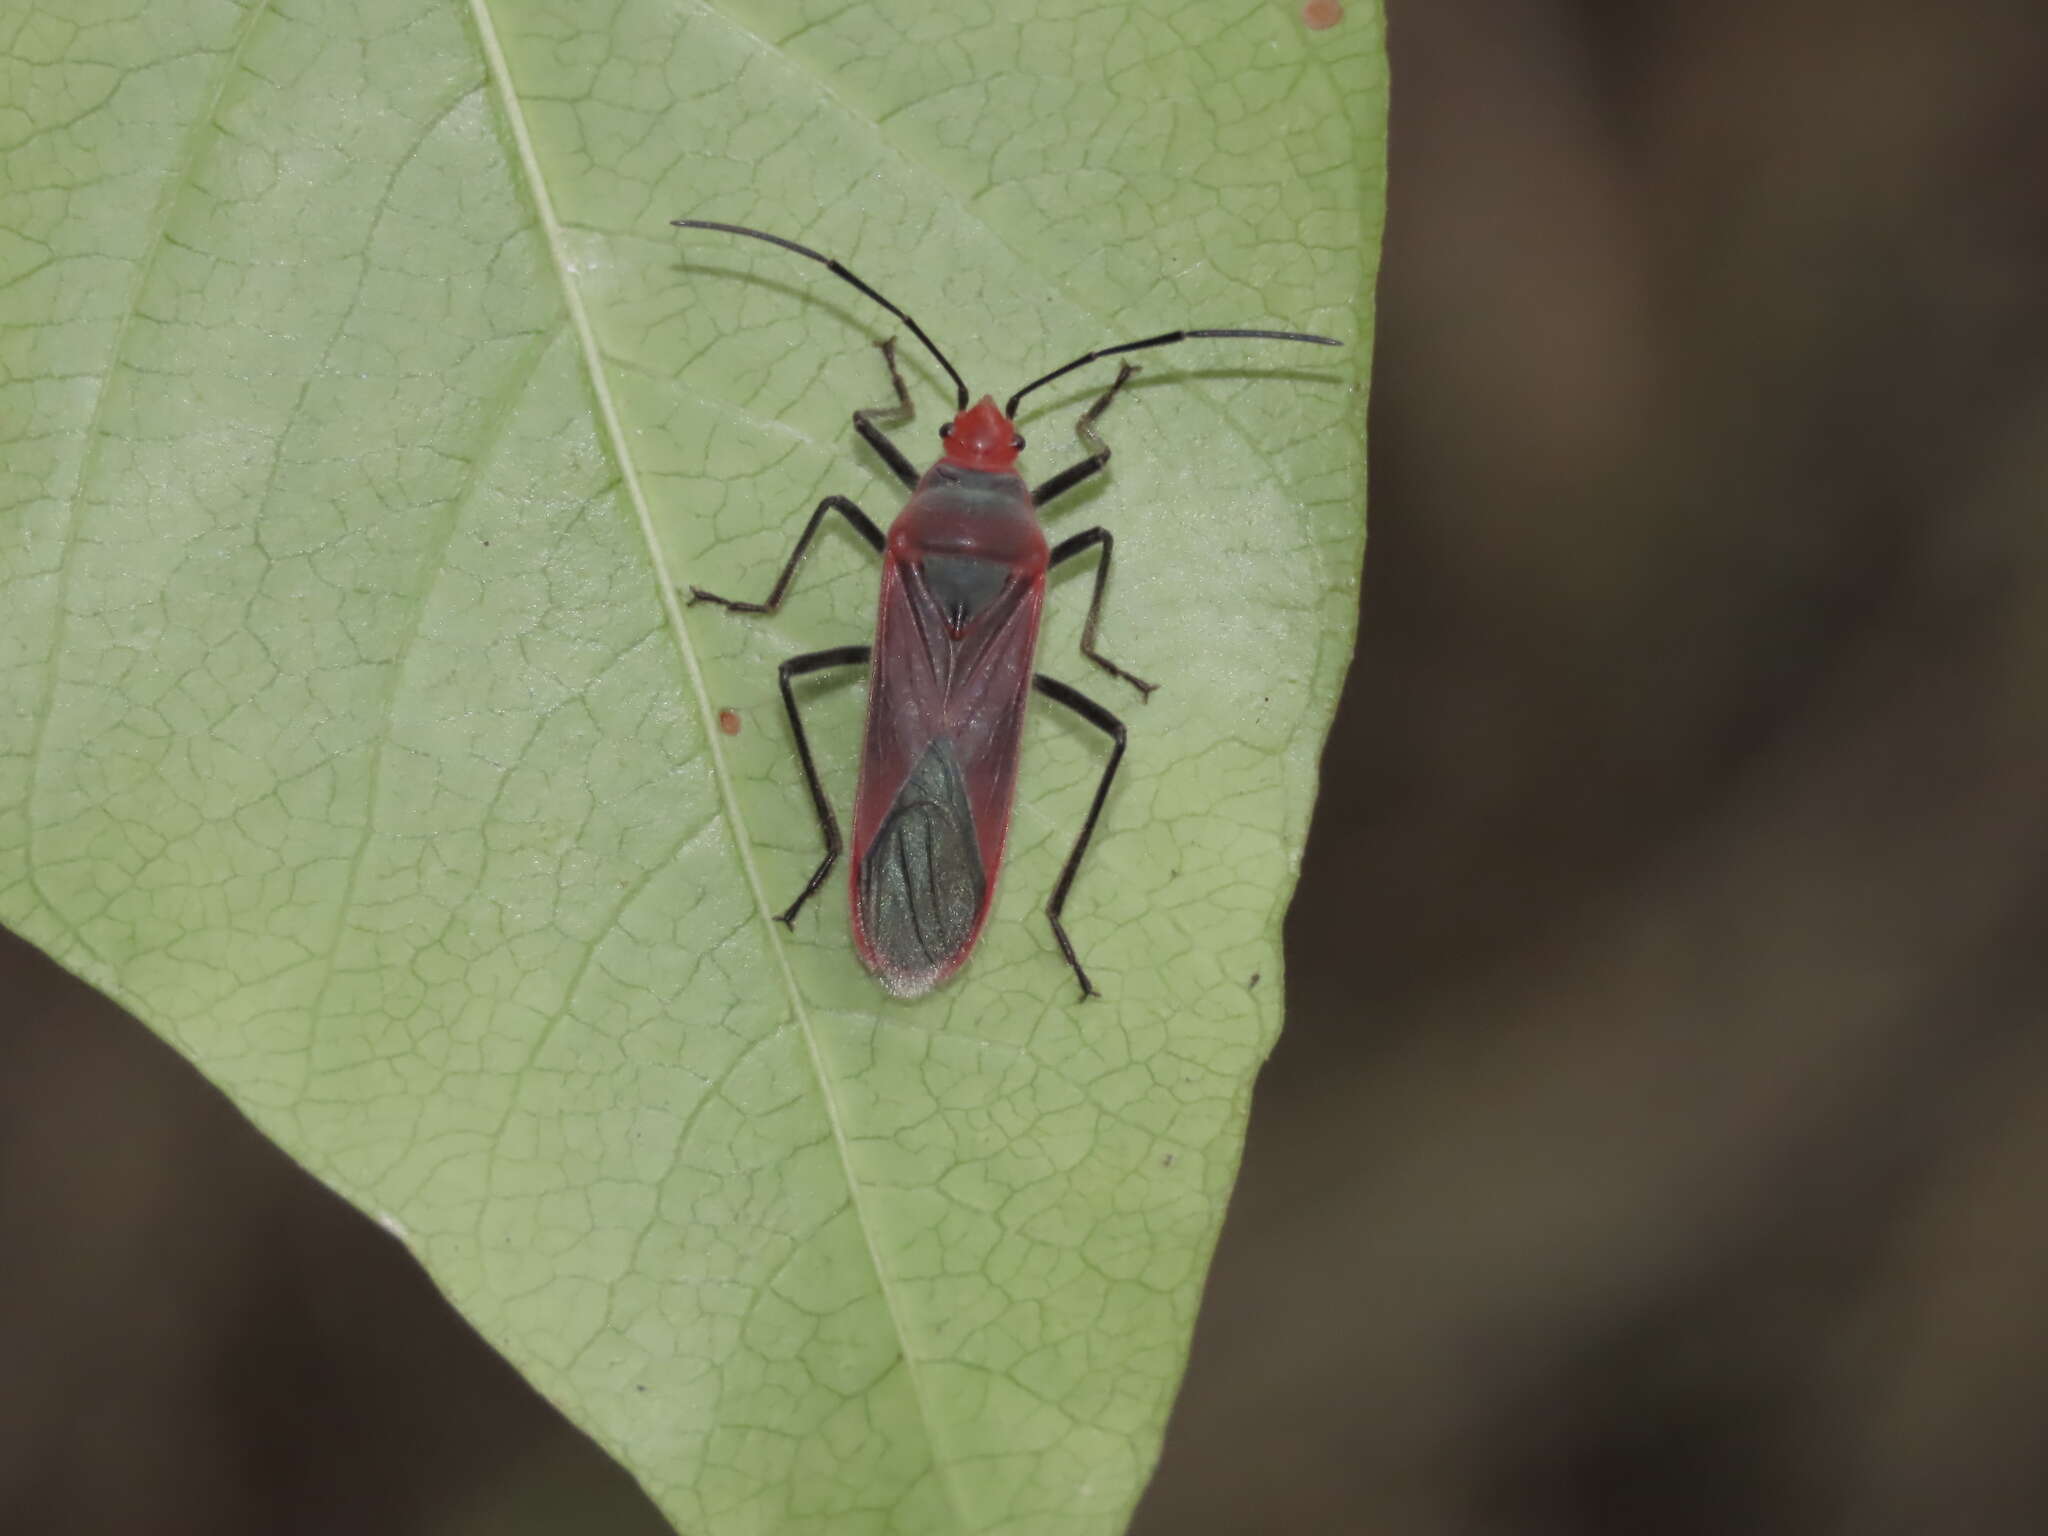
859, 737, 987, 982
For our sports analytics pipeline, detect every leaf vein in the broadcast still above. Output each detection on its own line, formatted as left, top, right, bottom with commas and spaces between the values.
20, 0, 280, 957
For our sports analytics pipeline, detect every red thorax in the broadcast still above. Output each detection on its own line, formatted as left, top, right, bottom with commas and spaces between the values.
941, 396, 1020, 473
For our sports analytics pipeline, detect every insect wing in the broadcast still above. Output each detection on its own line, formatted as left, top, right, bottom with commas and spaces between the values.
850, 559, 1043, 995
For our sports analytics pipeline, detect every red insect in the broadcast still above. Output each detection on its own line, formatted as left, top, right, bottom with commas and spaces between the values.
675, 219, 1339, 999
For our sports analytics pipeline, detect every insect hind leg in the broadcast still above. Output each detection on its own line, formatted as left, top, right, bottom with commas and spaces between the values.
1032, 673, 1128, 1001
775, 645, 870, 925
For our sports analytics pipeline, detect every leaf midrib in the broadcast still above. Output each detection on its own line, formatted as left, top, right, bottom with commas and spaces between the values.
463, 0, 973, 1526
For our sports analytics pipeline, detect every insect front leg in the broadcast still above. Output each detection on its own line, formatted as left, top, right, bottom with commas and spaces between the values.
1029, 360, 1140, 507
1048, 526, 1155, 699
686, 495, 885, 612
854, 337, 920, 490
775, 645, 871, 925
1032, 673, 1128, 1002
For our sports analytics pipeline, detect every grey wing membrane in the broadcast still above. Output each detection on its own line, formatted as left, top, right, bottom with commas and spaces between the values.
857, 736, 987, 984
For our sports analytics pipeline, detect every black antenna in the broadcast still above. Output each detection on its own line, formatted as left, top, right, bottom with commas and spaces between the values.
1006, 328, 1341, 419
672, 219, 971, 411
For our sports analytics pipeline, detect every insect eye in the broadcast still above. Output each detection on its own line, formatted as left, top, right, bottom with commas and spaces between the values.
938, 423, 952, 439
1012, 435, 1025, 452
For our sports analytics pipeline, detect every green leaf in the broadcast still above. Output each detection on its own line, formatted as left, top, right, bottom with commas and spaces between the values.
0, 0, 1383, 1529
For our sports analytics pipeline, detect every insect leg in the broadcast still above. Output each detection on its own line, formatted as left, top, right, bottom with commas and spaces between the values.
1047, 527, 1155, 699
854, 337, 920, 491
1029, 360, 1140, 507
774, 644, 871, 925
687, 496, 885, 612
1032, 673, 1128, 1001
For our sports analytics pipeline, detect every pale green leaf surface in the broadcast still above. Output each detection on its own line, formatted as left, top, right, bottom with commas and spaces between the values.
0, 0, 1384, 1530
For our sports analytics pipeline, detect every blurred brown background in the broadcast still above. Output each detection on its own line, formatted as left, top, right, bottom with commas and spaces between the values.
8, 0, 2048, 1530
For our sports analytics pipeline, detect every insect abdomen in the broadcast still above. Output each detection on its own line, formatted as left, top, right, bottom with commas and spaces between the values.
857, 738, 988, 994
